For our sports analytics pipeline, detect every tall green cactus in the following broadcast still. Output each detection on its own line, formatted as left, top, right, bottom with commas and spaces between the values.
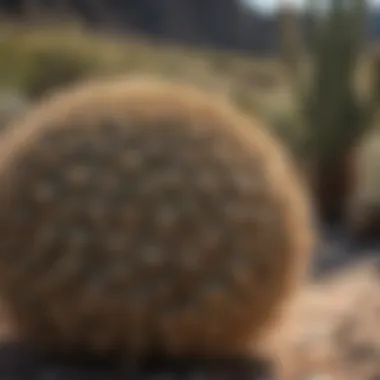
279, 0, 380, 224
281, 0, 379, 161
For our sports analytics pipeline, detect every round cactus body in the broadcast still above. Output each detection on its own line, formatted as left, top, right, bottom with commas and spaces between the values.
0, 78, 314, 357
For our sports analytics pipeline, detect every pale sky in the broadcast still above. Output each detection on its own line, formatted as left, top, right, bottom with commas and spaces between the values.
246, 0, 380, 13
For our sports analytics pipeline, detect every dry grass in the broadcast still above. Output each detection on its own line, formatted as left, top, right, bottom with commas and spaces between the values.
0, 22, 285, 94
0, 21, 298, 144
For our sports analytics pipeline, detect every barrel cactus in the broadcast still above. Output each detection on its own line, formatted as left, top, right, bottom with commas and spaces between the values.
0, 77, 314, 359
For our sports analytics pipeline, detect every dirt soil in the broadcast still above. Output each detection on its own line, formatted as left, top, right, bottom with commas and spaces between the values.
273, 257, 380, 380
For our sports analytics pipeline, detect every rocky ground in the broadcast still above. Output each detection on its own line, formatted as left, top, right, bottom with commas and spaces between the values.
272, 228, 380, 380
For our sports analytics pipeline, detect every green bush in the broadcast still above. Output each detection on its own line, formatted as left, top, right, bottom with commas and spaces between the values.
0, 23, 126, 99
22, 49, 95, 100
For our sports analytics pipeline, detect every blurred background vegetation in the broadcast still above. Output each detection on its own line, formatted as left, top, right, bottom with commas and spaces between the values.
1, 0, 380, 242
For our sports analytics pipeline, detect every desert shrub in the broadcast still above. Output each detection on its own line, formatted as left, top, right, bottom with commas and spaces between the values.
22, 49, 95, 100
0, 22, 304, 153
